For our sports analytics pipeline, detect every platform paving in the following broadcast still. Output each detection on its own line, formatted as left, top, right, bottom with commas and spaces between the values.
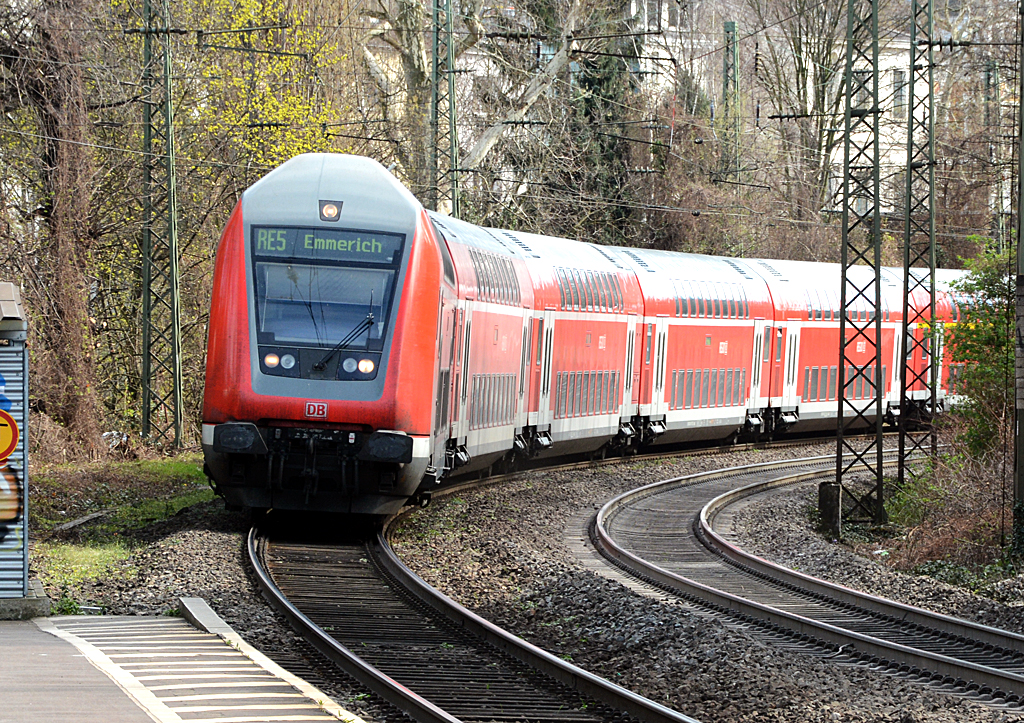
1, 607, 364, 723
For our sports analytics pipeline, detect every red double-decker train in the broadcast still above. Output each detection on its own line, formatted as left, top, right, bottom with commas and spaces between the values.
201, 153, 964, 517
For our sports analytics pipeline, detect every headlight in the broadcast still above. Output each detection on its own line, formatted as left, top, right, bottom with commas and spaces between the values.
280, 354, 296, 370
264, 353, 280, 368
342, 357, 358, 373
358, 358, 375, 374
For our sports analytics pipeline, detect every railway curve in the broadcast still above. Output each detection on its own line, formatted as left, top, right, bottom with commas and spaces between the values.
594, 454, 1024, 707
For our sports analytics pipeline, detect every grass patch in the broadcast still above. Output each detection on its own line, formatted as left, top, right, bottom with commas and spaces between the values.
94, 488, 215, 536
31, 454, 209, 534
34, 540, 132, 588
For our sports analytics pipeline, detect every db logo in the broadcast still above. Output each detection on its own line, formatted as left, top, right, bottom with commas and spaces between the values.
305, 401, 328, 419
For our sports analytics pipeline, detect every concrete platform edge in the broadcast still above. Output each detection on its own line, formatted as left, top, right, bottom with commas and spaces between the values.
178, 596, 367, 723
0, 579, 51, 620
33, 616, 180, 723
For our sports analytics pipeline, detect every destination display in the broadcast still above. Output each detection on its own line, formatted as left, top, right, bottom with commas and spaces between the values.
252, 226, 403, 264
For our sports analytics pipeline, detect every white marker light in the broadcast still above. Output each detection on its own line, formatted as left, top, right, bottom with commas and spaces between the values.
321, 203, 339, 219
264, 353, 280, 368
280, 354, 296, 369
342, 357, 358, 373
358, 359, 375, 374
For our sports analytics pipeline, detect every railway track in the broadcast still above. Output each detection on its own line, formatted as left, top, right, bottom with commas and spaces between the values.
248, 527, 698, 723
593, 453, 1024, 707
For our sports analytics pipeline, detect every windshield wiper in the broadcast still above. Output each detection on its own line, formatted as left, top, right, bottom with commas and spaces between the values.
313, 294, 375, 371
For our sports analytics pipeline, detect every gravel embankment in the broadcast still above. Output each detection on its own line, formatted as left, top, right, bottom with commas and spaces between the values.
391, 444, 1024, 723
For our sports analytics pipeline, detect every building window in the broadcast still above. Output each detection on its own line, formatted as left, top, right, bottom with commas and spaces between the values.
893, 69, 907, 120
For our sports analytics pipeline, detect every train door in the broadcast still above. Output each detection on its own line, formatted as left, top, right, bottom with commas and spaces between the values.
650, 316, 670, 418
770, 324, 786, 405
782, 327, 800, 409
516, 313, 531, 430
623, 313, 640, 414
454, 305, 473, 443
432, 290, 457, 470
536, 309, 555, 430
757, 324, 772, 403
749, 320, 767, 409
528, 313, 544, 425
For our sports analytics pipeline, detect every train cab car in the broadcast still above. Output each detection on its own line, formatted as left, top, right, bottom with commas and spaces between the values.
202, 154, 447, 517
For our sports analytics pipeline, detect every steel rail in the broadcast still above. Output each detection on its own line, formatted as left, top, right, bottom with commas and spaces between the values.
593, 455, 1024, 701
246, 528, 463, 723
376, 523, 700, 723
699, 464, 1024, 653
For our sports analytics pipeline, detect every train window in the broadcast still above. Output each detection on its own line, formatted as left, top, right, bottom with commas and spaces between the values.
589, 371, 597, 414
855, 370, 863, 399
483, 255, 496, 302
571, 269, 584, 310
710, 369, 719, 406
725, 369, 733, 405
496, 258, 509, 305
684, 370, 693, 408
728, 289, 736, 319
811, 367, 820, 401
645, 324, 653, 362
803, 367, 810, 400
762, 328, 771, 363
497, 259, 510, 304
697, 291, 705, 317
739, 369, 746, 404
432, 223, 457, 286
718, 368, 727, 406
699, 369, 708, 407
670, 370, 678, 408
576, 270, 590, 310
496, 258, 509, 304
743, 288, 750, 318
566, 270, 580, 310
556, 269, 567, 308
567, 373, 576, 416
829, 366, 837, 399
775, 328, 784, 362
590, 271, 602, 310
582, 371, 590, 414
476, 252, 489, 302
596, 273, 608, 311
806, 292, 813, 320
713, 293, 721, 319
575, 371, 585, 415
614, 276, 623, 311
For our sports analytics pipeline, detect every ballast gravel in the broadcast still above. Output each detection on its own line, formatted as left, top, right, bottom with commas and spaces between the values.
391, 444, 1024, 723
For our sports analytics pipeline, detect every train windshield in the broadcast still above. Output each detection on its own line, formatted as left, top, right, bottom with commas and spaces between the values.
251, 226, 404, 350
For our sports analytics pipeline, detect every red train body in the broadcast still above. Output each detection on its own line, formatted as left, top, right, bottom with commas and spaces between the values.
201, 154, 964, 517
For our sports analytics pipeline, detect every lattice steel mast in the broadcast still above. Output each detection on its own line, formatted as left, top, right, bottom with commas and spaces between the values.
898, 0, 937, 488
835, 0, 885, 526
137, 0, 184, 446
429, 0, 461, 217
721, 21, 740, 179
